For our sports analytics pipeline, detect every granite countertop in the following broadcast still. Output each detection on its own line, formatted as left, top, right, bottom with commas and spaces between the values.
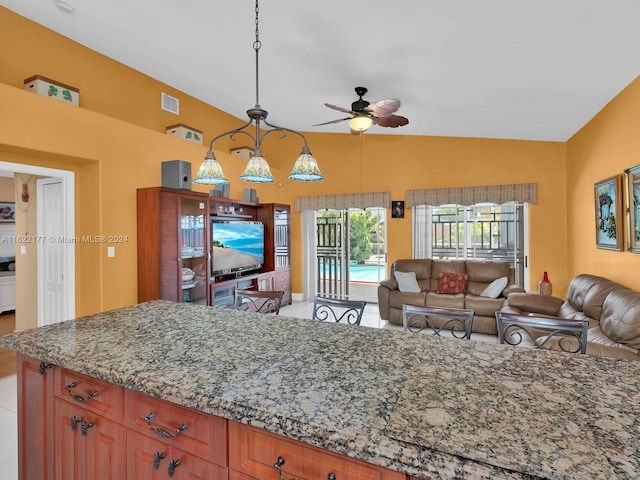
0, 300, 638, 479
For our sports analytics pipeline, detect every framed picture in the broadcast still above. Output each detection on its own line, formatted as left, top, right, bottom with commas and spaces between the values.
391, 200, 405, 218
625, 164, 640, 253
0, 202, 15, 223
594, 175, 623, 251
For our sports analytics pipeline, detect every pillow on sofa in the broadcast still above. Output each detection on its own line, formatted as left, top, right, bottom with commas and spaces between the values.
480, 276, 508, 298
394, 271, 421, 293
437, 272, 468, 294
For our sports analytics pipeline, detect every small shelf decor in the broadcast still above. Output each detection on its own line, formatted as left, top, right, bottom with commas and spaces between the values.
166, 124, 203, 145
24, 75, 79, 106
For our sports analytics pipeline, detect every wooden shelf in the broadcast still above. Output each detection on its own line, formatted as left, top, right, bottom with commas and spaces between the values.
138, 188, 290, 307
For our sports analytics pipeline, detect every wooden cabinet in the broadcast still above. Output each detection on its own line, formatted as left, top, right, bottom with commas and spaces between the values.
125, 389, 227, 466
137, 187, 210, 305
127, 430, 227, 480
228, 421, 405, 480
53, 365, 127, 479
54, 397, 126, 480
17, 354, 54, 480
54, 367, 125, 420
258, 204, 292, 305
0, 274, 15, 313
16, 358, 409, 480
138, 189, 292, 308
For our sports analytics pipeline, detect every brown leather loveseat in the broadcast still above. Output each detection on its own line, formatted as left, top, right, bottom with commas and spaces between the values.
378, 259, 524, 334
503, 274, 640, 360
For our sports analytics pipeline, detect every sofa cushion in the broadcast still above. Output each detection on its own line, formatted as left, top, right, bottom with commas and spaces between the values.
465, 260, 511, 295
437, 272, 468, 294
394, 271, 421, 293
465, 295, 506, 317
480, 277, 508, 298
599, 289, 640, 350
565, 274, 619, 321
389, 291, 427, 310
430, 260, 466, 292
426, 291, 465, 309
392, 259, 432, 281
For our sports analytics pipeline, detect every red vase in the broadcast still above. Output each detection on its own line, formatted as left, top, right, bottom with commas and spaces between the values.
538, 271, 552, 296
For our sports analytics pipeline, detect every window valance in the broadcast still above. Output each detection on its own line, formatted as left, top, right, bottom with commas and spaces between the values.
405, 183, 537, 207
294, 191, 390, 212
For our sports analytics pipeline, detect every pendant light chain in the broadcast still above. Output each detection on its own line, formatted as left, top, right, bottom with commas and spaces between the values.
254, 0, 261, 107
192, 0, 323, 184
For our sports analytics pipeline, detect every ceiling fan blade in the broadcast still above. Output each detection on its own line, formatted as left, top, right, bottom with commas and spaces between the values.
324, 103, 354, 115
374, 115, 409, 128
312, 117, 351, 127
366, 98, 400, 117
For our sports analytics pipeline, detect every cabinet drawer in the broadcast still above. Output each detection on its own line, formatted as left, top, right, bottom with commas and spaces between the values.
274, 269, 290, 289
229, 421, 405, 480
127, 430, 227, 480
55, 368, 124, 421
126, 389, 227, 466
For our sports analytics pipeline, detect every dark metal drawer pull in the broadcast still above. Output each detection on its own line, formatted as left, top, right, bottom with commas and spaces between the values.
39, 362, 51, 375
273, 456, 336, 480
168, 459, 181, 477
65, 382, 99, 403
143, 412, 187, 439
80, 419, 94, 436
152, 451, 166, 470
70, 415, 83, 431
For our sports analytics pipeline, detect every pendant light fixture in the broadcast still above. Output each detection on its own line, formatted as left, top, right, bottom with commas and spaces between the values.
193, 0, 322, 185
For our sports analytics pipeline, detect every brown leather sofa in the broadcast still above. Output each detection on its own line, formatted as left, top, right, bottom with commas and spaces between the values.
503, 274, 640, 360
378, 259, 524, 334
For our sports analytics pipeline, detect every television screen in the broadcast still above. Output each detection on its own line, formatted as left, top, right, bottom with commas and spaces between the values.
211, 221, 265, 276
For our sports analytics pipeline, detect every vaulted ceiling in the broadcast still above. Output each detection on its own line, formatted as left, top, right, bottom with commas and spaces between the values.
2, 0, 640, 141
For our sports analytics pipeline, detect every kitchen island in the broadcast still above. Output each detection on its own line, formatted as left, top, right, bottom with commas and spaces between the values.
0, 300, 638, 479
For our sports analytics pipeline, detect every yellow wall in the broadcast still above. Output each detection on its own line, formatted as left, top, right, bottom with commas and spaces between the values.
566, 75, 640, 289
6, 6, 624, 322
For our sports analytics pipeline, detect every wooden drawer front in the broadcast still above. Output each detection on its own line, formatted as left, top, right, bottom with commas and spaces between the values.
229, 421, 405, 480
126, 390, 227, 466
127, 430, 228, 480
229, 470, 256, 480
275, 269, 291, 305
55, 368, 124, 421
274, 269, 290, 290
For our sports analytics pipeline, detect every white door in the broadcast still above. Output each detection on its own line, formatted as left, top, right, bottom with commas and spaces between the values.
37, 178, 66, 326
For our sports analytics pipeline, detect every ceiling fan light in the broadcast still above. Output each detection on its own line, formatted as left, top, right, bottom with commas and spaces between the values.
193, 153, 228, 185
349, 114, 373, 132
289, 151, 323, 181
240, 154, 275, 183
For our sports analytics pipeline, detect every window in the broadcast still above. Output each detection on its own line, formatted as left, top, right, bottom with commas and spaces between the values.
413, 202, 527, 286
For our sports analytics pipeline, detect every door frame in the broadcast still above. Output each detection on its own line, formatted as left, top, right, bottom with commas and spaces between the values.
0, 161, 75, 324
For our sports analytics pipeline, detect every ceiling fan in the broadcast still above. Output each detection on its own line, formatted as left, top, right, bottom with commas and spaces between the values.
314, 87, 409, 133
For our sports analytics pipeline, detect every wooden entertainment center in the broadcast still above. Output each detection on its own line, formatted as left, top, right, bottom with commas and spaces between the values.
136, 186, 291, 308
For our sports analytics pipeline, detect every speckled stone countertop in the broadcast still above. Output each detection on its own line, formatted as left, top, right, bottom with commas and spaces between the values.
1, 300, 638, 479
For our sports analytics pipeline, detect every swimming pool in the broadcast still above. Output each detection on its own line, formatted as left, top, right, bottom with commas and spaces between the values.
319, 263, 388, 283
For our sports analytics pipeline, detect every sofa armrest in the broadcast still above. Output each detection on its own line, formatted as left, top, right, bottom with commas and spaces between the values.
380, 278, 398, 290
505, 292, 564, 316
502, 284, 526, 297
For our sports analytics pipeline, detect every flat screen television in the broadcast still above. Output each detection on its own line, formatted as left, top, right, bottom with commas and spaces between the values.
211, 221, 265, 276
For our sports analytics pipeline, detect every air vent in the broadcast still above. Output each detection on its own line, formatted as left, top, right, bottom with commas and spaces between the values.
161, 93, 180, 115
